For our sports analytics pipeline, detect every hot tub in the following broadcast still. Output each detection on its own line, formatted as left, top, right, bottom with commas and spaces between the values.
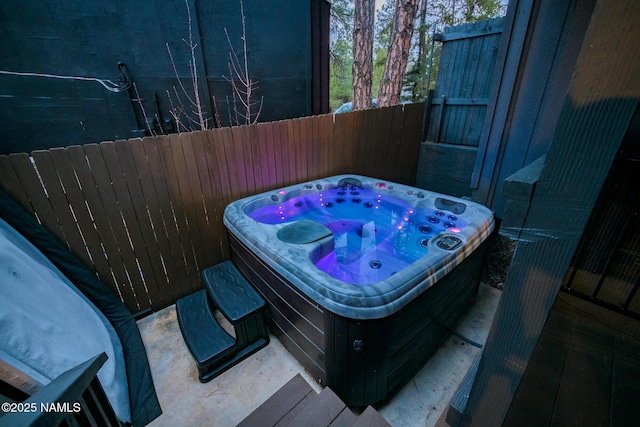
224, 174, 494, 406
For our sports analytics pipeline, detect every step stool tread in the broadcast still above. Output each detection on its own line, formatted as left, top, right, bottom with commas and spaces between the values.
203, 261, 266, 323
176, 290, 236, 367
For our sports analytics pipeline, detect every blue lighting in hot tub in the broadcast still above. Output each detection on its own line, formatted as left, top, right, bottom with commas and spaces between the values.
418, 224, 432, 234
245, 184, 474, 285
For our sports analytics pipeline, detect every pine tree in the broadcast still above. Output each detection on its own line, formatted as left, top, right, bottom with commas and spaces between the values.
377, 0, 421, 107
352, 0, 375, 111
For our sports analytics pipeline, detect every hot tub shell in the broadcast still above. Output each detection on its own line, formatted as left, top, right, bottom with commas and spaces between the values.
224, 175, 494, 406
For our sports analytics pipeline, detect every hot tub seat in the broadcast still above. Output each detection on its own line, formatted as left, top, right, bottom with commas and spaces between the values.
276, 219, 333, 244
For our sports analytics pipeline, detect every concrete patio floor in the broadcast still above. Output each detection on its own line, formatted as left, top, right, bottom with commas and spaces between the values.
137, 282, 501, 427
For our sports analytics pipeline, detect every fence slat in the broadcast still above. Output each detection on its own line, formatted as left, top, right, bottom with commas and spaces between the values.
313, 115, 324, 180
64, 146, 125, 301
176, 132, 215, 273
140, 137, 193, 301
128, 138, 182, 304
209, 128, 233, 206
47, 148, 111, 284
182, 132, 218, 269
82, 144, 146, 312
238, 126, 257, 194
244, 124, 264, 194
160, 134, 201, 293
333, 111, 355, 174
291, 118, 309, 181
205, 129, 233, 260
351, 109, 369, 177
302, 117, 313, 180
317, 114, 333, 178
189, 131, 217, 241
113, 140, 171, 309
98, 141, 157, 310
254, 123, 270, 189
227, 126, 250, 197
31, 150, 91, 269
0, 155, 33, 214
286, 118, 300, 182
277, 120, 293, 185
9, 153, 66, 245
192, 130, 227, 262
257, 122, 277, 188
398, 103, 425, 184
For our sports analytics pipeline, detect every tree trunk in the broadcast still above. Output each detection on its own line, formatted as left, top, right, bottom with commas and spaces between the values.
413, 0, 429, 102
377, 0, 420, 107
352, 0, 375, 111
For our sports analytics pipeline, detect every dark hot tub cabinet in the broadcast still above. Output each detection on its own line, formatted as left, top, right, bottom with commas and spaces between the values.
224, 175, 494, 406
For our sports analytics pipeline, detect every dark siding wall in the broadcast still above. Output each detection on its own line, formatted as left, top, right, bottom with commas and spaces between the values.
0, 0, 326, 154
196, 1, 312, 123
471, 0, 596, 216
463, 0, 640, 424
311, 0, 330, 115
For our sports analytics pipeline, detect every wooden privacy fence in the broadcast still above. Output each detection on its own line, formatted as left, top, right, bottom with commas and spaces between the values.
424, 17, 504, 146
0, 103, 424, 314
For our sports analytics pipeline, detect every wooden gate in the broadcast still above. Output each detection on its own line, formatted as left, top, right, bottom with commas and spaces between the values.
423, 17, 504, 146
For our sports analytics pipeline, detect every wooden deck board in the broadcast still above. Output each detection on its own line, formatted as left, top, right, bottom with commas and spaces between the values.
238, 374, 313, 427
352, 406, 391, 427
504, 292, 640, 427
238, 373, 390, 427
285, 387, 346, 427
611, 333, 640, 426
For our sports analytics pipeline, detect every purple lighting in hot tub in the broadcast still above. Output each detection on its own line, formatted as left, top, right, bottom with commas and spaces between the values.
247, 185, 468, 285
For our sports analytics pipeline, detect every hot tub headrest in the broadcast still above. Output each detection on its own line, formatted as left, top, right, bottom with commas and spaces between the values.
435, 197, 467, 214
277, 219, 333, 244
337, 177, 363, 188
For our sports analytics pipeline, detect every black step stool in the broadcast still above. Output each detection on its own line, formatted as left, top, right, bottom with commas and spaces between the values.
176, 261, 269, 382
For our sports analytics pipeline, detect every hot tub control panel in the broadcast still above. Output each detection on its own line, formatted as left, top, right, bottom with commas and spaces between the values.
434, 235, 463, 251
